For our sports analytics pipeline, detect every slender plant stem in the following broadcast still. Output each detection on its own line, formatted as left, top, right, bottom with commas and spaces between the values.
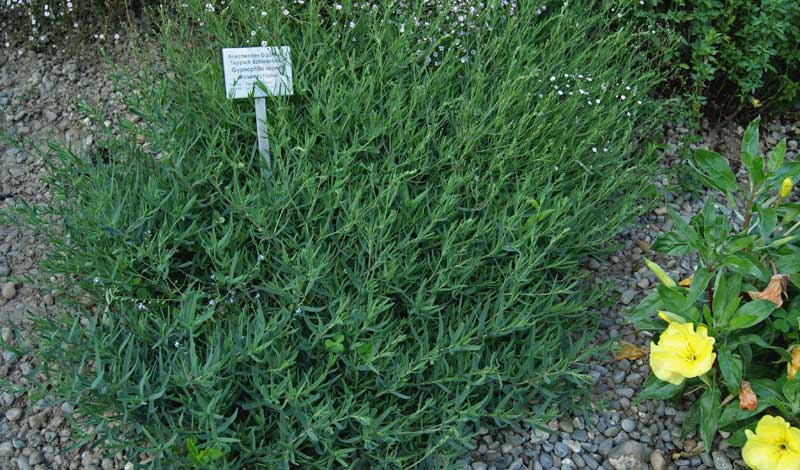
742, 189, 756, 233
707, 282, 714, 317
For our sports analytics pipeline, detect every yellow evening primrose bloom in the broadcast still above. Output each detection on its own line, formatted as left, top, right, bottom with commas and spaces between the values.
782, 178, 794, 199
743, 415, 800, 470
649, 322, 715, 385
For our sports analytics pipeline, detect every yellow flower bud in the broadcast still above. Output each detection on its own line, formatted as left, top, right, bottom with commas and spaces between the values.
788, 346, 800, 381
649, 322, 715, 385
657, 311, 684, 324
643, 258, 677, 288
781, 178, 793, 199
743, 415, 800, 470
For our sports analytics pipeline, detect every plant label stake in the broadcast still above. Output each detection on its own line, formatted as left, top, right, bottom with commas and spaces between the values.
221, 46, 294, 172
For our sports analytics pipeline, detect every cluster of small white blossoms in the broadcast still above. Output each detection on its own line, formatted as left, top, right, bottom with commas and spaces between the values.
1, 0, 123, 48
192, 1, 557, 67
536, 70, 646, 159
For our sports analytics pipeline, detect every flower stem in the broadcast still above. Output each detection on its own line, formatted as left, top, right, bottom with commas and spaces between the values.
742, 189, 756, 234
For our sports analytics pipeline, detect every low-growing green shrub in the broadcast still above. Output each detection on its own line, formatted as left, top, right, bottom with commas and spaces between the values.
629, 118, 800, 462
16, 1, 660, 467
634, 0, 800, 119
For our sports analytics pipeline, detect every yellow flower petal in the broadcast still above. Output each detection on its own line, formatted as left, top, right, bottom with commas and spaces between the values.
648, 322, 715, 385
744, 416, 800, 470
744, 437, 785, 470
779, 450, 800, 469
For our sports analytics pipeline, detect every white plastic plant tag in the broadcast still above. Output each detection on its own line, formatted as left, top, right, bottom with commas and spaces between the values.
221, 46, 294, 99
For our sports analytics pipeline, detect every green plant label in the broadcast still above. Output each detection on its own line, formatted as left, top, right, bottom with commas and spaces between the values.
221, 46, 294, 99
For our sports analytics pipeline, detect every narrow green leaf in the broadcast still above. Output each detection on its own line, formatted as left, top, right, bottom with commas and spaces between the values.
699, 384, 721, 452
741, 117, 761, 164
713, 271, 742, 327
717, 350, 743, 395
635, 373, 685, 401
693, 148, 740, 193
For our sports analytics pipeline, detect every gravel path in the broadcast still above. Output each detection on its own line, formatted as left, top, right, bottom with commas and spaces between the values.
2, 34, 800, 470
0, 35, 149, 470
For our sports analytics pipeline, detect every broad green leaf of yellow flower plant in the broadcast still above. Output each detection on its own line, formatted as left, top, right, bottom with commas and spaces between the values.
743, 415, 800, 470
649, 322, 715, 385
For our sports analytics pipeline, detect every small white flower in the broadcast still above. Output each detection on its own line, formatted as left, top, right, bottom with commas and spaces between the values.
283, 9, 289, 15
349, 21, 356, 28
174, 340, 180, 348
93, 277, 99, 284
261, 41, 268, 47
261, 11, 267, 16
257, 254, 265, 262
136, 302, 146, 310
255, 293, 261, 299
620, 95, 626, 100
250, 30, 256, 36
209, 299, 216, 306
550, 76, 556, 82
592, 147, 598, 153
335, 3, 342, 10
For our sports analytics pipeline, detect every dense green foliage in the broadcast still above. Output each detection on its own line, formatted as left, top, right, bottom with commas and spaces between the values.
635, 0, 800, 118
630, 118, 800, 451
16, 1, 659, 467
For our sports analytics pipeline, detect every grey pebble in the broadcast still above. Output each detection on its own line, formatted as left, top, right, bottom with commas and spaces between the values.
619, 290, 636, 305
2, 282, 16, 299
17, 456, 31, 470
5, 407, 22, 422
607, 440, 646, 470
712, 451, 733, 470
0, 441, 13, 457
554, 442, 570, 458
617, 388, 635, 399
597, 438, 615, 456
620, 419, 636, 433
603, 427, 620, 438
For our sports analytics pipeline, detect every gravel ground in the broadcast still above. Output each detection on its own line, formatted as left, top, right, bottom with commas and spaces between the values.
0, 34, 152, 470
2, 31, 800, 470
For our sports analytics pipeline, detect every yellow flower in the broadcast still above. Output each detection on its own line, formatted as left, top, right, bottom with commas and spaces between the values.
782, 178, 794, 199
649, 322, 715, 385
743, 415, 800, 470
